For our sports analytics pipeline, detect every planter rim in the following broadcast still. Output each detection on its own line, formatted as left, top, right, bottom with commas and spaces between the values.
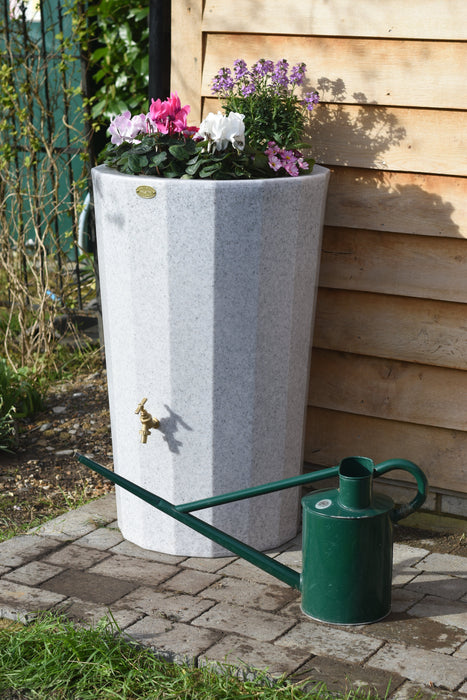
93, 163, 329, 187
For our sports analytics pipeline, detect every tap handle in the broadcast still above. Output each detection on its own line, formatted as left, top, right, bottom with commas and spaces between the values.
135, 398, 148, 415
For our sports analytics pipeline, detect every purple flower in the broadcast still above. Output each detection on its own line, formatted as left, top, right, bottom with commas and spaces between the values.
303, 91, 320, 111
233, 59, 249, 80
251, 59, 274, 77
272, 59, 289, 88
241, 82, 256, 97
211, 67, 235, 94
290, 63, 306, 86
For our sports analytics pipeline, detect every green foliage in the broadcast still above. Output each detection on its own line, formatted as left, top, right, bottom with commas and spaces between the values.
222, 90, 308, 151
0, 358, 43, 451
85, 0, 149, 127
101, 132, 302, 180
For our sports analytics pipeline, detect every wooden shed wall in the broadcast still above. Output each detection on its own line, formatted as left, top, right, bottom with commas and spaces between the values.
171, 0, 467, 501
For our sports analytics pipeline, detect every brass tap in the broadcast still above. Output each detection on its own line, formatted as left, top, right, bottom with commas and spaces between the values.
135, 398, 160, 444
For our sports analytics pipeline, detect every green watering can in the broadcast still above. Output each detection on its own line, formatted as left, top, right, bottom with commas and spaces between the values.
78, 453, 427, 625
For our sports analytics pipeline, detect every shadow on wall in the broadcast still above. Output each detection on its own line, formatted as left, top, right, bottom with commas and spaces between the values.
306, 78, 460, 238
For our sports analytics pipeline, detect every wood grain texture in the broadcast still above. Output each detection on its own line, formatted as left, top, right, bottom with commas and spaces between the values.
313, 289, 467, 371
304, 407, 467, 493
202, 0, 467, 40
323, 168, 467, 239
308, 349, 467, 431
319, 228, 467, 303
171, 0, 203, 122
202, 34, 467, 110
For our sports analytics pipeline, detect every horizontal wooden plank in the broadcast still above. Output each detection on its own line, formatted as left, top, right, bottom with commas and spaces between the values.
311, 104, 466, 177
319, 228, 467, 303
304, 407, 467, 493
202, 34, 467, 110
202, 0, 467, 40
313, 289, 467, 371
308, 349, 467, 431
323, 167, 467, 239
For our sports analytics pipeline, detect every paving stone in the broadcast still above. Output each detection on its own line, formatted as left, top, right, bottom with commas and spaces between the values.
459, 681, 467, 696
200, 576, 300, 612
391, 587, 424, 613
76, 493, 117, 522
75, 528, 124, 550
406, 571, 467, 600
414, 552, 467, 577
183, 555, 236, 573
4, 561, 63, 586
367, 641, 467, 691
216, 559, 289, 587
200, 633, 311, 677
30, 511, 103, 540
273, 547, 302, 571
391, 680, 464, 700
454, 640, 467, 659
277, 598, 303, 618
359, 612, 466, 654
114, 586, 215, 622
57, 598, 143, 629
192, 602, 295, 642
408, 594, 467, 632
41, 569, 136, 604
293, 654, 404, 699
0, 580, 66, 620
88, 553, 179, 587
43, 544, 110, 569
393, 544, 431, 567
124, 616, 221, 664
0, 567, 11, 576
161, 569, 221, 595
0, 534, 63, 567
110, 539, 187, 564
276, 621, 383, 663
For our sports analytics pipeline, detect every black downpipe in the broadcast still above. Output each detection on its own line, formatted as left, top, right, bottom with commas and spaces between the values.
148, 0, 171, 102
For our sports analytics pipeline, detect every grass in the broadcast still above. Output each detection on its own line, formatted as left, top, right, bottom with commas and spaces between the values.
0, 613, 400, 700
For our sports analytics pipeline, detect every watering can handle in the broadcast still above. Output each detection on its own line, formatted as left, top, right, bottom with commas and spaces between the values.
373, 459, 428, 523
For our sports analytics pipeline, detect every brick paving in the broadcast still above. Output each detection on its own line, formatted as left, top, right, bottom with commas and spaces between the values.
0, 493, 466, 699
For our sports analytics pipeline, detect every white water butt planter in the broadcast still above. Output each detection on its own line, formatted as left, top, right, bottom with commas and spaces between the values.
92, 164, 330, 556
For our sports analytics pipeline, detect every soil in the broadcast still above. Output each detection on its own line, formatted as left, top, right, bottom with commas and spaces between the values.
0, 369, 114, 537
0, 370, 466, 557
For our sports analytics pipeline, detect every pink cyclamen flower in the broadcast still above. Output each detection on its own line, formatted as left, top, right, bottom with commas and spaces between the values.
109, 111, 146, 145
148, 92, 190, 135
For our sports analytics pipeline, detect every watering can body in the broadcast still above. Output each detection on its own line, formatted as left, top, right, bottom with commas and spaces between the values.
301, 456, 425, 624
301, 467, 393, 623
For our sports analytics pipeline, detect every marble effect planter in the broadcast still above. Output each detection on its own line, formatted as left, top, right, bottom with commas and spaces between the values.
92, 164, 330, 556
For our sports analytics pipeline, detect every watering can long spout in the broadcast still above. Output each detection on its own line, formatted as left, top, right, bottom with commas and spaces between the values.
77, 454, 302, 590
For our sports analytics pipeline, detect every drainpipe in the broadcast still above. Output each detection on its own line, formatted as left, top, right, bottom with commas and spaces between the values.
148, 0, 171, 102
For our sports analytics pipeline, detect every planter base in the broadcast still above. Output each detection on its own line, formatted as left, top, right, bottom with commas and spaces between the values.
92, 165, 330, 556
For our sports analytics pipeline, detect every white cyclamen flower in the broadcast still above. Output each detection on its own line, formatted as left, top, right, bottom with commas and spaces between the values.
197, 111, 245, 152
